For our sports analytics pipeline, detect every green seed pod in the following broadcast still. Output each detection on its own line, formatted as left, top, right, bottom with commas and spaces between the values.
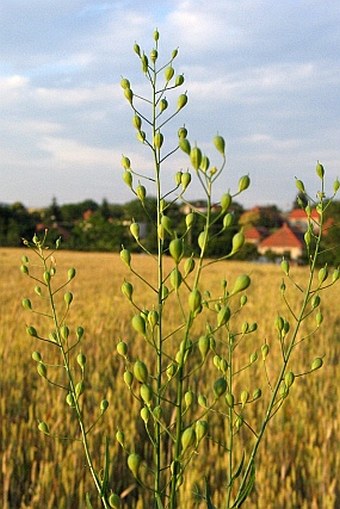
195, 420, 208, 442
124, 87, 133, 104
34, 285, 42, 296
121, 281, 133, 300
76, 381, 85, 397
60, 325, 69, 340
179, 137, 191, 155
230, 274, 251, 296
175, 74, 185, 86
190, 146, 202, 170
214, 378, 227, 398
150, 48, 158, 62
120, 78, 130, 90
22, 298, 32, 310
316, 310, 323, 327
221, 193, 232, 211
225, 392, 234, 408
130, 222, 140, 240
133, 360, 148, 383
132, 113, 142, 129
161, 215, 173, 234
43, 271, 51, 284
140, 406, 151, 425
136, 184, 146, 201
189, 289, 202, 313
261, 343, 270, 360
217, 306, 230, 327
231, 229, 245, 254
318, 265, 328, 284
220, 358, 228, 373
132, 314, 146, 336
304, 229, 312, 247
170, 267, 183, 291
275, 315, 284, 332
223, 213, 233, 230
165, 66, 174, 81
175, 170, 183, 186
153, 28, 159, 41
153, 132, 164, 149
181, 427, 196, 453
295, 179, 305, 193
66, 392, 75, 407
166, 362, 177, 380
240, 295, 247, 307
123, 370, 133, 387
137, 130, 146, 143
120, 248, 131, 267
20, 264, 29, 275
108, 493, 121, 509
77, 353, 86, 368
198, 230, 207, 250
242, 321, 249, 334
198, 394, 207, 407
116, 429, 125, 447
140, 384, 153, 404
162, 285, 169, 301
76, 326, 84, 340
213, 135, 226, 156
332, 268, 340, 283
64, 292, 73, 306
148, 310, 158, 328
127, 453, 141, 478
311, 294, 321, 309
200, 155, 210, 172
185, 212, 195, 229
169, 238, 184, 263
37, 362, 47, 378
157, 224, 165, 240
333, 178, 340, 193
184, 390, 194, 408
116, 341, 128, 357
311, 357, 323, 371
248, 322, 258, 333
32, 351, 42, 362
159, 98, 168, 112
38, 421, 49, 435
198, 335, 210, 359
27, 326, 38, 338
281, 258, 290, 276
316, 161, 325, 179
213, 354, 221, 370
238, 175, 250, 193
240, 390, 249, 407
285, 371, 295, 388
177, 93, 188, 110
253, 388, 262, 400
178, 127, 188, 139
181, 172, 191, 190
184, 257, 195, 276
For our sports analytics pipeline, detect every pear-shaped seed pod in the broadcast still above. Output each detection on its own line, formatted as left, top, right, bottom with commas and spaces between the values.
333, 178, 340, 193
159, 98, 168, 112
22, 298, 32, 310
185, 212, 195, 229
261, 343, 270, 360
108, 493, 121, 508
275, 315, 284, 332
123, 370, 133, 387
169, 238, 184, 263
38, 421, 50, 435
133, 360, 148, 383
198, 335, 210, 359
64, 292, 73, 306
175, 171, 183, 186
198, 394, 207, 407
200, 155, 210, 172
181, 172, 191, 190
285, 371, 295, 388
195, 420, 208, 442
214, 378, 227, 397
217, 306, 230, 327
181, 427, 196, 453
121, 281, 133, 300
60, 325, 69, 340
153, 132, 164, 149
20, 264, 29, 275
153, 405, 162, 420
223, 213, 233, 230
184, 257, 195, 276
189, 289, 202, 313
124, 88, 133, 104
316, 161, 325, 179
231, 230, 245, 254
253, 388, 262, 400
177, 93, 188, 110
230, 274, 251, 295
140, 384, 153, 404
43, 271, 51, 284
120, 248, 131, 267
166, 363, 177, 380
132, 314, 146, 336
161, 215, 173, 234
316, 311, 323, 327
165, 66, 174, 81
175, 74, 185, 86
127, 453, 141, 478
318, 265, 328, 284
238, 175, 250, 192
213, 135, 226, 156
179, 138, 191, 155
148, 310, 158, 328
76, 381, 85, 397
190, 146, 202, 170
221, 193, 232, 211
240, 390, 249, 407
27, 326, 38, 337
198, 230, 207, 250
170, 267, 183, 291
132, 114, 142, 129
225, 392, 234, 408
140, 406, 150, 424
116, 341, 128, 357
184, 390, 194, 408
332, 268, 340, 282
120, 78, 130, 90
136, 184, 146, 202
32, 351, 42, 362
116, 429, 125, 447
311, 357, 323, 371
130, 222, 140, 240
37, 362, 47, 378
150, 49, 158, 62
76, 353, 86, 369
178, 127, 188, 139
295, 179, 305, 193
281, 258, 290, 276
137, 130, 146, 143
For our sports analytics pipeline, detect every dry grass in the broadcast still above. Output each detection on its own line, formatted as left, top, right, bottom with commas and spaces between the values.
1, 247, 339, 508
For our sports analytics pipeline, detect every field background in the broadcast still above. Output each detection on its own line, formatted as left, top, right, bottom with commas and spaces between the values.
1, 247, 339, 508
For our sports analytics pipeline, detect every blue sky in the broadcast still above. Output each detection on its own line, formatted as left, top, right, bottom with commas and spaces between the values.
1, 0, 339, 210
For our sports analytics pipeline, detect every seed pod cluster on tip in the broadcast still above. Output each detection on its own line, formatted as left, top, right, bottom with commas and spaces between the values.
213, 135, 226, 156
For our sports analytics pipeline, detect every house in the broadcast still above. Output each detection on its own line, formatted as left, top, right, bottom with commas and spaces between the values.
287, 208, 319, 232
258, 223, 303, 260
244, 226, 268, 246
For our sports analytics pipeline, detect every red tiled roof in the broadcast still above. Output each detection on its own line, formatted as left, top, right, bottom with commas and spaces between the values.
259, 223, 302, 249
289, 208, 319, 220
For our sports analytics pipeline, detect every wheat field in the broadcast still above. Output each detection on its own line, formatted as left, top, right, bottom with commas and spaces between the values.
1, 247, 339, 508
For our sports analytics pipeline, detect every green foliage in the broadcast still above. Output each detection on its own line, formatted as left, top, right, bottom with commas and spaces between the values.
19, 31, 339, 509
